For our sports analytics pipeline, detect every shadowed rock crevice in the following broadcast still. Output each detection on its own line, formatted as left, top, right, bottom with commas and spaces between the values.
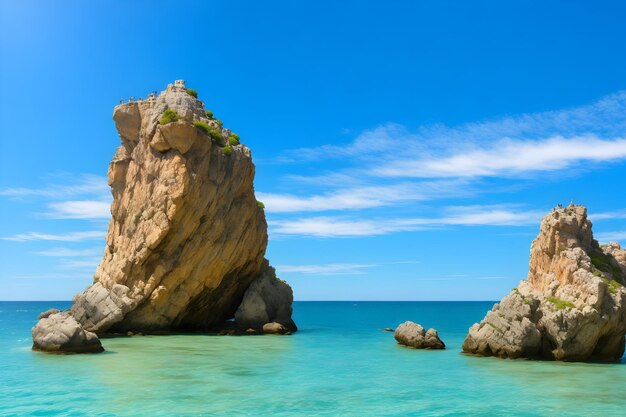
463, 204, 626, 361
32, 81, 296, 353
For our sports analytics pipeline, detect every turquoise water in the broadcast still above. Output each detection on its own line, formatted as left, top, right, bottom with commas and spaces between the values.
1, 301, 624, 416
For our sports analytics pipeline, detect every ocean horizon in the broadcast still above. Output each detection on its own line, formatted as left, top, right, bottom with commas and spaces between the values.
2, 301, 624, 416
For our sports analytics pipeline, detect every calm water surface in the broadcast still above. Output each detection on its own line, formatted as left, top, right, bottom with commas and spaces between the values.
1, 301, 624, 416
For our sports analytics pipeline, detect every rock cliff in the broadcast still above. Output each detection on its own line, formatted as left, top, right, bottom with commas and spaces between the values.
32, 81, 296, 353
463, 204, 626, 361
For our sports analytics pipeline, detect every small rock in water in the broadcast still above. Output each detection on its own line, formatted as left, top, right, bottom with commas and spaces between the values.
262, 322, 289, 335
32, 311, 104, 354
394, 321, 445, 349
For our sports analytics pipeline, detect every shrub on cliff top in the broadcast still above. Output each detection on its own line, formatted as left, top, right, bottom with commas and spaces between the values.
205, 110, 213, 119
160, 109, 180, 125
228, 133, 240, 146
222, 145, 233, 156
187, 89, 198, 98
208, 127, 224, 145
193, 121, 210, 135
257, 201, 265, 209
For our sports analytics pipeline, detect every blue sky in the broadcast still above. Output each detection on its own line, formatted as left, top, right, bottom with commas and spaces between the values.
1, 1, 626, 301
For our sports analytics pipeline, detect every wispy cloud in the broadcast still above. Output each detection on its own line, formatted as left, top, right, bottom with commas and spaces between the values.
283, 91, 626, 166
257, 180, 469, 213
277, 263, 379, 275
34, 247, 102, 257
46, 200, 111, 219
591, 210, 626, 221
0, 174, 108, 198
263, 91, 626, 224
595, 231, 626, 243
373, 136, 626, 178
10, 273, 92, 280
3, 231, 106, 242
58, 258, 101, 269
270, 205, 543, 237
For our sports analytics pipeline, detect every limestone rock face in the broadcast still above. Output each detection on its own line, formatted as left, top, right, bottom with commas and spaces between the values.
463, 205, 626, 361
32, 81, 296, 353
235, 262, 297, 332
394, 321, 445, 349
32, 312, 103, 354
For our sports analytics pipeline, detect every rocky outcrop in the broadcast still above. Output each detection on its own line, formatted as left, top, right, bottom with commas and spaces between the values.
235, 262, 297, 332
463, 204, 626, 361
394, 321, 445, 349
32, 311, 103, 353
32, 81, 296, 353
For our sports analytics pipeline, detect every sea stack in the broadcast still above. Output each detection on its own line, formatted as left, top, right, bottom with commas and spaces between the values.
463, 204, 626, 361
32, 81, 296, 353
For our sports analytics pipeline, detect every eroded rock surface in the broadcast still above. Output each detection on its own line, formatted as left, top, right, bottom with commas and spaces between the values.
32, 312, 103, 354
32, 81, 296, 353
463, 204, 626, 361
394, 321, 445, 349
235, 262, 297, 332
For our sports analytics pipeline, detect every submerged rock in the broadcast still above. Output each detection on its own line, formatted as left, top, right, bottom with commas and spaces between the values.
394, 321, 445, 349
32, 81, 296, 353
463, 204, 626, 361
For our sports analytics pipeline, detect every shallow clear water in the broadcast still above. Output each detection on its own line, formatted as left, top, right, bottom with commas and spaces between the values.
1, 301, 624, 416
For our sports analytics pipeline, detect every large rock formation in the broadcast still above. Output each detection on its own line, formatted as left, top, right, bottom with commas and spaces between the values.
32, 81, 296, 353
463, 204, 626, 361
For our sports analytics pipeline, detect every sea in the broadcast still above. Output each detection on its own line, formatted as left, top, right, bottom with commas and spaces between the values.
1, 301, 624, 416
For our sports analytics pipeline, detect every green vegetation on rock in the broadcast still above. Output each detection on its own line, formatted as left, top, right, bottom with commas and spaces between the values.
228, 134, 240, 146
159, 109, 180, 125
589, 249, 624, 282
186, 89, 198, 98
257, 201, 265, 209
546, 296, 576, 310
205, 110, 213, 119
208, 126, 224, 145
602, 278, 623, 295
222, 145, 233, 155
193, 121, 210, 134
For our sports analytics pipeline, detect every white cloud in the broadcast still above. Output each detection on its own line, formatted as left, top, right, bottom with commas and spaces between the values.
283, 91, 626, 164
270, 205, 542, 237
59, 258, 101, 269
374, 136, 626, 178
3, 230, 106, 242
591, 210, 626, 221
277, 263, 379, 275
256, 180, 469, 213
46, 200, 111, 219
10, 273, 93, 280
34, 247, 102, 257
0, 174, 108, 198
595, 231, 626, 243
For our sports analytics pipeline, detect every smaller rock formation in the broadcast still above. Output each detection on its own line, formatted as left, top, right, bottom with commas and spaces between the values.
463, 204, 626, 361
262, 322, 290, 335
32, 312, 103, 354
235, 262, 297, 332
394, 321, 445, 349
